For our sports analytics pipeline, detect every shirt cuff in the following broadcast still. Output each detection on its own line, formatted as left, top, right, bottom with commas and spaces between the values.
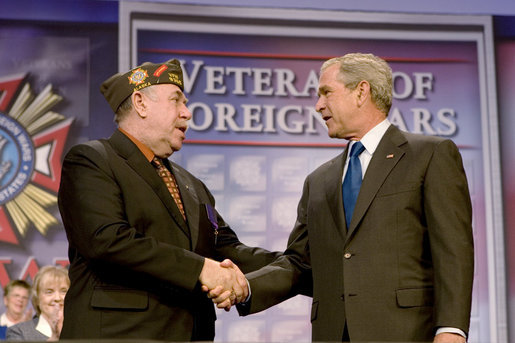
436, 327, 466, 339
243, 278, 251, 303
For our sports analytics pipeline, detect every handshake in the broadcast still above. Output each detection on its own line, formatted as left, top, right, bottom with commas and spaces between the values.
199, 258, 247, 311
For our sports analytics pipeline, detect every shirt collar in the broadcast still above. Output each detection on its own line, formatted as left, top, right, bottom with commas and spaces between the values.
0, 313, 14, 327
35, 314, 52, 338
358, 119, 391, 155
118, 128, 155, 162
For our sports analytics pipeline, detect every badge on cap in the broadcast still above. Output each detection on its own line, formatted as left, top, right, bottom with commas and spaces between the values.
128, 68, 149, 86
154, 64, 168, 77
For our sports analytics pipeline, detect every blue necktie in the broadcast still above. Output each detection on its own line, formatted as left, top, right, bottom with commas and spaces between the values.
342, 141, 365, 227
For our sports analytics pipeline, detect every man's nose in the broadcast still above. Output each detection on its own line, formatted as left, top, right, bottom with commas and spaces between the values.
315, 97, 325, 112
182, 105, 192, 120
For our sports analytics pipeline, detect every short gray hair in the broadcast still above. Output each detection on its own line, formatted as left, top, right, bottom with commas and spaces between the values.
114, 86, 158, 124
322, 53, 393, 115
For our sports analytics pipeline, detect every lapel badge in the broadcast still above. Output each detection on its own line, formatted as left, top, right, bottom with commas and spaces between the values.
386, 154, 394, 159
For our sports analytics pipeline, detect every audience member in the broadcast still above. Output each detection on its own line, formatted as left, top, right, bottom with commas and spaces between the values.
6, 266, 69, 341
0, 280, 32, 340
1, 280, 32, 327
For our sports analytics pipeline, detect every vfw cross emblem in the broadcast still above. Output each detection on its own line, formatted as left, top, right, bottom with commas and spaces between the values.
0, 73, 72, 244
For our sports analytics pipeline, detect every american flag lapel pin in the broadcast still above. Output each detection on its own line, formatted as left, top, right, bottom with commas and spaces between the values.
386, 154, 394, 159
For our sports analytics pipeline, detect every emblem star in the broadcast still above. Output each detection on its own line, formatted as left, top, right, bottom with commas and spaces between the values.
34, 143, 52, 176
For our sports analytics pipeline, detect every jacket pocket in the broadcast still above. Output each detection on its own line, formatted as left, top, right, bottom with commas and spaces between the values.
311, 301, 319, 322
91, 287, 149, 310
396, 287, 433, 308
377, 182, 420, 197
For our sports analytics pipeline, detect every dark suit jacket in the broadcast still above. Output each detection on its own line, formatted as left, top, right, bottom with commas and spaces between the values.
57, 130, 279, 341
6, 317, 48, 341
241, 125, 474, 342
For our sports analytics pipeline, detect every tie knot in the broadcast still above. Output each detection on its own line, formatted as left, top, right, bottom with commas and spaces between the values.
152, 157, 164, 168
349, 141, 365, 157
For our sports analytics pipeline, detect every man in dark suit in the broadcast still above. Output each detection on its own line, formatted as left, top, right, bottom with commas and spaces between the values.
57, 59, 278, 341
212, 53, 474, 343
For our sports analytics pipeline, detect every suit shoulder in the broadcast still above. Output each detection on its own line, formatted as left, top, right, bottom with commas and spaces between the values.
307, 152, 344, 179
6, 318, 37, 339
10, 318, 36, 329
62, 139, 117, 173
65, 139, 109, 158
401, 130, 447, 144
400, 131, 458, 151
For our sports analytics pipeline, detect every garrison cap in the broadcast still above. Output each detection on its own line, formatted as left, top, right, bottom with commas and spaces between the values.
100, 59, 184, 112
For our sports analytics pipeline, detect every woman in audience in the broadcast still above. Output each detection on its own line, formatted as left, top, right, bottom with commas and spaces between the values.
6, 266, 69, 341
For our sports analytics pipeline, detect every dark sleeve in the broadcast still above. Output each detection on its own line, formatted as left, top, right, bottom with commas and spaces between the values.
238, 177, 313, 315
424, 139, 474, 334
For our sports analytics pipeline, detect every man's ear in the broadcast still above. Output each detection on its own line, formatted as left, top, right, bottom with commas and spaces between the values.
356, 80, 370, 107
132, 91, 147, 118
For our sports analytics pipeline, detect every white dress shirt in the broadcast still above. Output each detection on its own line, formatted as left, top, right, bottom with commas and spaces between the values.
0, 312, 15, 327
342, 119, 391, 182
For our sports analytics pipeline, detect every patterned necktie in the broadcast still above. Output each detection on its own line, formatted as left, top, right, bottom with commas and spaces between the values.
342, 141, 365, 227
152, 157, 186, 220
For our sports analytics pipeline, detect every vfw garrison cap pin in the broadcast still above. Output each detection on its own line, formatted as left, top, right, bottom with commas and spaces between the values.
128, 68, 149, 86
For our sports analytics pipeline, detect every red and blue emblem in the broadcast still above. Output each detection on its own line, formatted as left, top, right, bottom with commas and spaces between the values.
0, 73, 72, 244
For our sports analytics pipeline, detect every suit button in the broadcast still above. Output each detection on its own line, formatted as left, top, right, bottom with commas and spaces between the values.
344, 252, 352, 259
340, 294, 345, 301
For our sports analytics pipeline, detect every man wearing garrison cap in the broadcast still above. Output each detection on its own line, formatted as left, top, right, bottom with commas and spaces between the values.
57, 59, 279, 341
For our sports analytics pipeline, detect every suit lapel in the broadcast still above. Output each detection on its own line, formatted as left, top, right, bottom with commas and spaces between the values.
169, 163, 200, 248
324, 151, 347, 240
346, 125, 407, 241
107, 131, 191, 239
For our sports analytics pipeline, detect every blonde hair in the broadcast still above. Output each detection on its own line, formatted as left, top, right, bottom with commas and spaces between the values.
31, 265, 69, 315
322, 53, 393, 115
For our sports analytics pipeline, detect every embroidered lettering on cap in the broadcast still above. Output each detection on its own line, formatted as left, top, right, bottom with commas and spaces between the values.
169, 73, 183, 86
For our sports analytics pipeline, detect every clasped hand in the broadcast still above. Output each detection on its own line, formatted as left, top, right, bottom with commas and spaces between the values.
46, 303, 64, 341
199, 258, 247, 311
